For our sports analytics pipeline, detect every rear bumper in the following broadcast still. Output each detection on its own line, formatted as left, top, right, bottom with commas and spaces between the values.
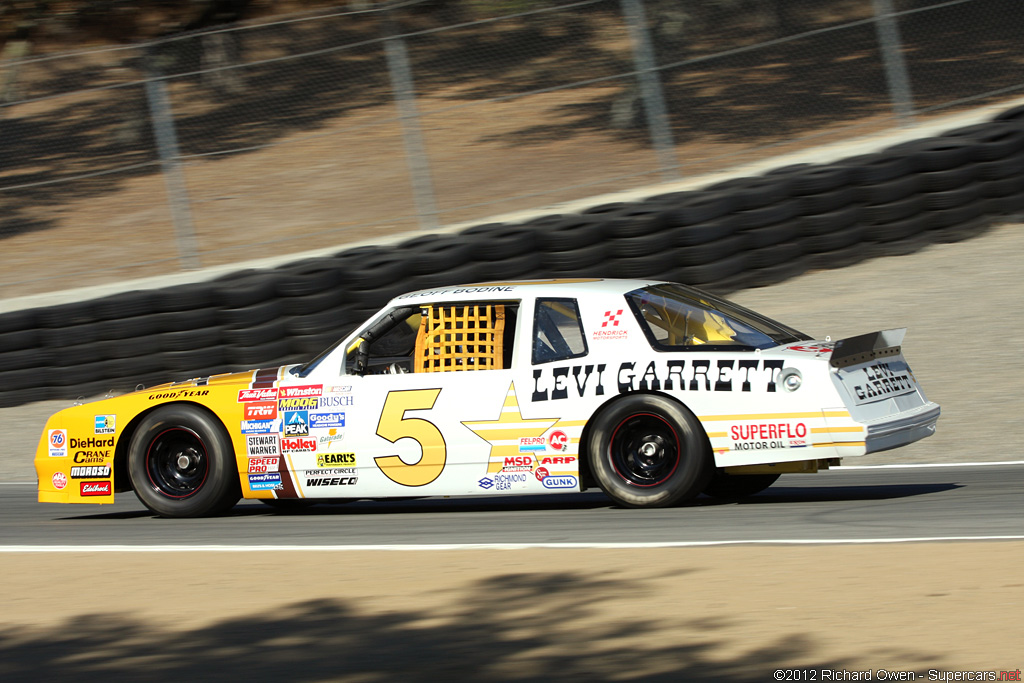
863, 402, 941, 454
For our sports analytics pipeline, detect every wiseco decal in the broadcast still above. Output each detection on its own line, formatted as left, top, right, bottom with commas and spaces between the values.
80, 481, 112, 496
238, 388, 278, 403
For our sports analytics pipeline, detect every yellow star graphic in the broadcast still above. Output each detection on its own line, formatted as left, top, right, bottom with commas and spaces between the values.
462, 382, 559, 473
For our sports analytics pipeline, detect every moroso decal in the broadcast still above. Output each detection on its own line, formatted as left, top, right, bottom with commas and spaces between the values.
70, 465, 111, 478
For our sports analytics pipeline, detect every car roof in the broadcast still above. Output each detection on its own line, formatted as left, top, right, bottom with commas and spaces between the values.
389, 278, 666, 305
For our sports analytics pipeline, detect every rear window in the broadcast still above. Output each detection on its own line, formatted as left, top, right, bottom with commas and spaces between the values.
625, 283, 808, 351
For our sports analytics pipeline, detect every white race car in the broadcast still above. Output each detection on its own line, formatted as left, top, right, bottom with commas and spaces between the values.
36, 278, 939, 517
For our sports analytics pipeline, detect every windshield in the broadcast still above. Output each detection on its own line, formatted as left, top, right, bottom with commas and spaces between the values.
625, 283, 809, 350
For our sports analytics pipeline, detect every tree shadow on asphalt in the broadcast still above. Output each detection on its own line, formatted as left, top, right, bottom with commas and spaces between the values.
0, 569, 886, 682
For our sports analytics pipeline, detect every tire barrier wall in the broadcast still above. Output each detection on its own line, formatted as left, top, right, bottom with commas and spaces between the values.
3, 106, 1024, 408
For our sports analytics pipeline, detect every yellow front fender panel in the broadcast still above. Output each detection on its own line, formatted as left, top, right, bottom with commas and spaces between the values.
34, 371, 263, 505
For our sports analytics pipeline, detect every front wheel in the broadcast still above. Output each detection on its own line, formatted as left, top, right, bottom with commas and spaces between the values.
587, 394, 712, 508
128, 404, 241, 518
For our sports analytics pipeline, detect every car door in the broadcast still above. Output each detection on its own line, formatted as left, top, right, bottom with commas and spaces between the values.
292, 298, 523, 498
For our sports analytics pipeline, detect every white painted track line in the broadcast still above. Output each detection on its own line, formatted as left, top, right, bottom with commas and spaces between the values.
2, 536, 1024, 552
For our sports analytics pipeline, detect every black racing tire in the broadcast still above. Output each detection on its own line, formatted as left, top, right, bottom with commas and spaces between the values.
855, 174, 922, 205
703, 470, 780, 499
587, 394, 712, 508
840, 153, 912, 185
128, 404, 241, 518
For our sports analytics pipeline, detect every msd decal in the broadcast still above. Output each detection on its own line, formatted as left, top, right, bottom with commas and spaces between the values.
279, 385, 323, 399
238, 388, 278, 403
244, 402, 277, 420
80, 481, 112, 496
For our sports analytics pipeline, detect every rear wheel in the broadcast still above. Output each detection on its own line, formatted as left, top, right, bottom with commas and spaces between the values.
587, 394, 711, 508
128, 404, 240, 518
703, 470, 781, 500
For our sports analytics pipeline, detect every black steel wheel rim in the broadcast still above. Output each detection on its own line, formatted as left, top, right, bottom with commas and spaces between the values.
609, 413, 680, 487
145, 427, 210, 499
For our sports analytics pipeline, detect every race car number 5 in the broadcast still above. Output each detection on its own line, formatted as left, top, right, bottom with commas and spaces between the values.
374, 389, 447, 487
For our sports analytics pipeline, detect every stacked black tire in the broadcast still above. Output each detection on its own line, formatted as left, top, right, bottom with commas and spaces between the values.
2, 107, 1024, 408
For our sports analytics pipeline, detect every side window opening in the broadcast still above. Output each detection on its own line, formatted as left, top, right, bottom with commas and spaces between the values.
414, 302, 517, 373
532, 298, 587, 365
346, 302, 518, 375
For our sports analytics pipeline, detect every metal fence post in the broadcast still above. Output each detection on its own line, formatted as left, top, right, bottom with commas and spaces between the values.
621, 0, 679, 182
144, 54, 201, 270
384, 30, 440, 232
873, 0, 915, 125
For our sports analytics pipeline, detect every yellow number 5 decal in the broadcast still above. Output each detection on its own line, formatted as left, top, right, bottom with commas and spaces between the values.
374, 389, 447, 486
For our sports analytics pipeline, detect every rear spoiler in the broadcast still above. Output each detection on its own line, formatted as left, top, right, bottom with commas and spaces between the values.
829, 328, 906, 369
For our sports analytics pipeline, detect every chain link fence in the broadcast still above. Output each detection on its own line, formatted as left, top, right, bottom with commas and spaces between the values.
2, 0, 1023, 297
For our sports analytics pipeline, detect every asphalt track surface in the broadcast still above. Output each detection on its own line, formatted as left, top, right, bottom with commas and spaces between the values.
3, 463, 1021, 548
